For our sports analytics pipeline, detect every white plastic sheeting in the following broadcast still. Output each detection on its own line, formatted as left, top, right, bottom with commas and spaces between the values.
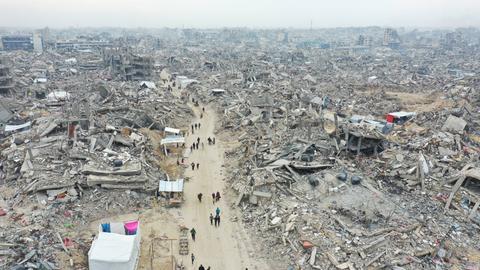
158, 179, 184, 192
88, 223, 141, 270
164, 127, 180, 134
160, 135, 185, 145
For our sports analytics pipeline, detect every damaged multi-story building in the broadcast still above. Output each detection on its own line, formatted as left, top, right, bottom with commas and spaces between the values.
103, 47, 154, 81
0, 58, 14, 95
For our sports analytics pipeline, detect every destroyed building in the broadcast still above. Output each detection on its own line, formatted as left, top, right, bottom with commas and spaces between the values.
0, 58, 14, 94
103, 47, 154, 81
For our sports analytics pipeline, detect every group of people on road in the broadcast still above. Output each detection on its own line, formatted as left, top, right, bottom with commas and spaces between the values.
207, 137, 216, 145
191, 162, 200, 170
191, 122, 201, 134
209, 206, 222, 227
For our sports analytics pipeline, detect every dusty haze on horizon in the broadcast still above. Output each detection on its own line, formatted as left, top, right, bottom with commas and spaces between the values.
1, 0, 479, 29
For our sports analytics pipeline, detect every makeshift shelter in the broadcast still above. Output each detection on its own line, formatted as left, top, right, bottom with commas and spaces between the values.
88, 220, 141, 270
158, 179, 184, 206
160, 135, 185, 156
386, 111, 416, 124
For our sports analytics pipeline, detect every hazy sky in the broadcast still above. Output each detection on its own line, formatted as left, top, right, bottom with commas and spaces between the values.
1, 0, 479, 29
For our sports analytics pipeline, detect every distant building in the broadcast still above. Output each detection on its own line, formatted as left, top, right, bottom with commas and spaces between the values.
1, 35, 34, 51
0, 58, 14, 94
383, 28, 401, 49
356, 35, 372, 47
443, 32, 463, 50
33, 32, 43, 53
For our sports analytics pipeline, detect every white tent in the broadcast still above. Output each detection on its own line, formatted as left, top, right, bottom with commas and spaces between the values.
88, 222, 141, 270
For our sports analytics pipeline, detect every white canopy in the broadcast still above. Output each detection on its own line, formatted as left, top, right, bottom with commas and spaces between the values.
159, 179, 184, 192
164, 127, 180, 134
160, 135, 185, 145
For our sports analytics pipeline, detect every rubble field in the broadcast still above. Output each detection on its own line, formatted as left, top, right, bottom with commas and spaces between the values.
1, 27, 480, 270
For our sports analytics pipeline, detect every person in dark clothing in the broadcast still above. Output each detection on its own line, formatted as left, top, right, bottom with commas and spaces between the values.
207, 137, 212, 145
200, 113, 203, 119
191, 253, 195, 265
214, 215, 219, 227
194, 123, 198, 129
198, 123, 201, 128
207, 267, 210, 270
176, 159, 180, 166
215, 191, 221, 202
213, 137, 216, 144
212, 193, 216, 204
197, 137, 200, 144
217, 215, 221, 226
202, 107, 205, 112
209, 213, 214, 225
190, 145, 193, 152
196, 142, 200, 149
196, 163, 200, 169
197, 193, 202, 202
191, 163, 195, 170
199, 265, 205, 270
190, 228, 196, 241
191, 125, 194, 134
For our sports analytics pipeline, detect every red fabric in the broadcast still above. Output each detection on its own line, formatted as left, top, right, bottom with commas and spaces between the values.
386, 114, 394, 123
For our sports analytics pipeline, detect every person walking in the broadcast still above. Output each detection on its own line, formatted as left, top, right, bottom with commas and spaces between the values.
196, 163, 200, 170
202, 107, 205, 112
217, 215, 221, 227
191, 162, 195, 171
202, 142, 204, 150
194, 123, 198, 129
207, 137, 212, 145
215, 191, 221, 202
212, 193, 216, 204
213, 137, 216, 144
190, 228, 196, 241
215, 207, 220, 216
197, 137, 200, 144
199, 265, 205, 270
207, 267, 211, 270
209, 213, 214, 225
214, 215, 219, 227
197, 193, 203, 202
190, 145, 193, 152
191, 253, 195, 265
196, 142, 199, 149
191, 125, 194, 134
198, 123, 201, 128
200, 113, 203, 119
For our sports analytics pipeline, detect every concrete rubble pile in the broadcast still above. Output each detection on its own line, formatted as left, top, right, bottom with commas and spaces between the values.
0, 42, 193, 269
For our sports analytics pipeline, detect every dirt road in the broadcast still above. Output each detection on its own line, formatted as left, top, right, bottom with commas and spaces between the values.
180, 104, 269, 269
